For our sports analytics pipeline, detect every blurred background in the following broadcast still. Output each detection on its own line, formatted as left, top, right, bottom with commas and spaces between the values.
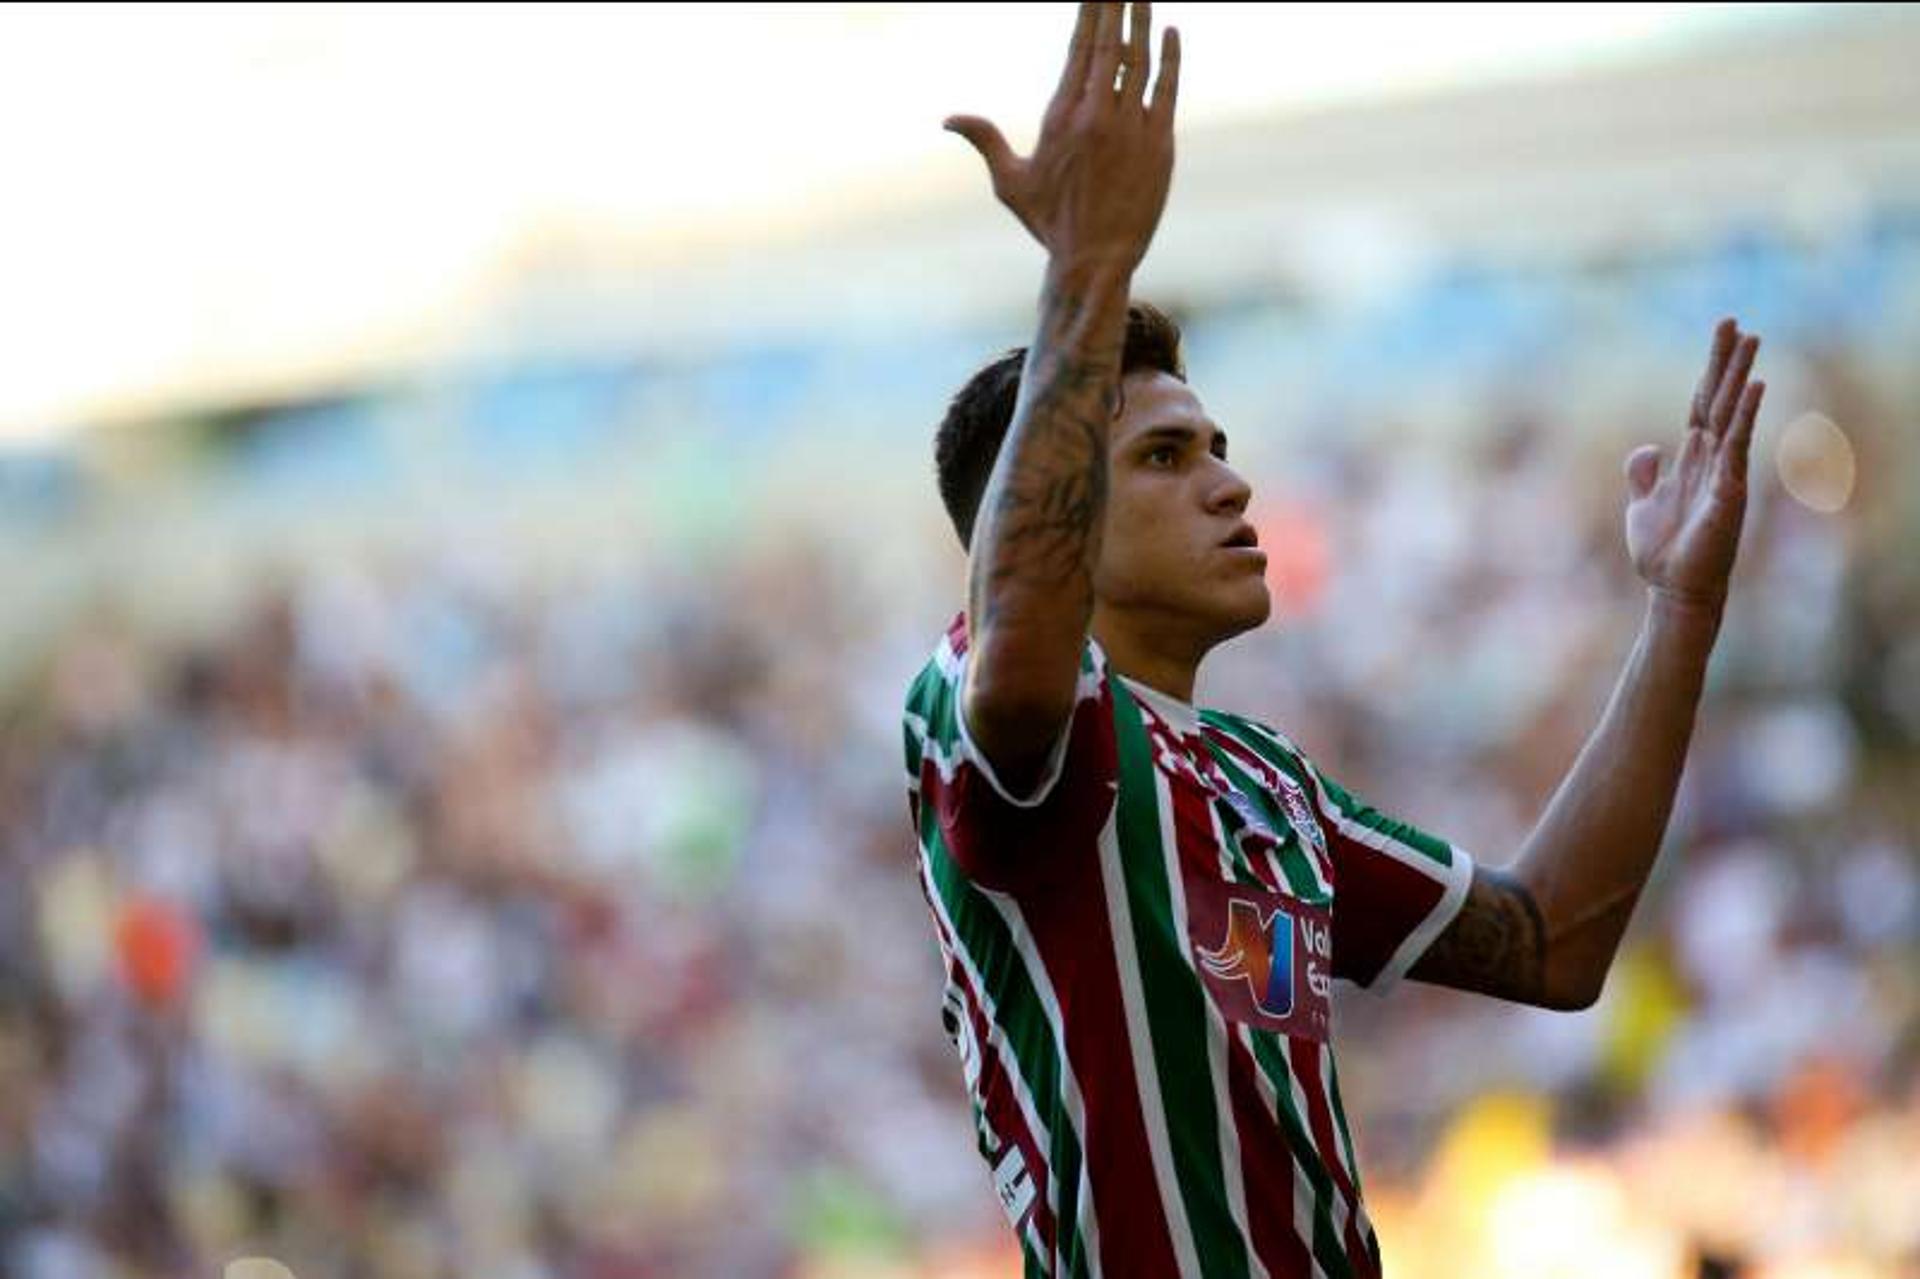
2, 4, 1917, 1277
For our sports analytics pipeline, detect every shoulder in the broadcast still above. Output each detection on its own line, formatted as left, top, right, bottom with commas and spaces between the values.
904, 614, 968, 747
906, 612, 1110, 712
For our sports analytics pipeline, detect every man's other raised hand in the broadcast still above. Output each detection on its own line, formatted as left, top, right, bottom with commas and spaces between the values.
944, 2, 1180, 274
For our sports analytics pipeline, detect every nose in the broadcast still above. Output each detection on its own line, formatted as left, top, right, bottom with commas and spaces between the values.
1207, 462, 1253, 516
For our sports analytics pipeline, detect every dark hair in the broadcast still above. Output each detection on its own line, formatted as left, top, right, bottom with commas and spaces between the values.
934, 302, 1185, 549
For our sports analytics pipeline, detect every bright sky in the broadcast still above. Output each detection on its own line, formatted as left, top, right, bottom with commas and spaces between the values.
0, 2, 1806, 440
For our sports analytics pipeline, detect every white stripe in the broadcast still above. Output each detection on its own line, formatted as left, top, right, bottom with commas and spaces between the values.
1283, 1042, 1352, 1266
919, 643, 1109, 810
1233, 1025, 1331, 1279
934, 630, 963, 679
1301, 761, 1473, 994
937, 625, 1111, 696
1299, 758, 1455, 881
1367, 842, 1474, 995
1095, 790, 1203, 1279
906, 708, 968, 789
904, 708, 955, 778
918, 855, 1067, 1265
1204, 721, 1333, 897
1190, 780, 1273, 1279
905, 710, 929, 795
982, 876, 1104, 1279
1117, 673, 1199, 738
1077, 1171, 1098, 1279
952, 650, 1078, 809
1236, 718, 1475, 997
1319, 1042, 1377, 1251
1295, 1163, 1328, 1279
1232, 716, 1302, 758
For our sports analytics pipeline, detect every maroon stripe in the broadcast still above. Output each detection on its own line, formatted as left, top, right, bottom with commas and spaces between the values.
1203, 726, 1333, 888
1226, 1028, 1313, 1278
1288, 1039, 1374, 1278
1324, 837, 1447, 986
1203, 722, 1279, 789
941, 929, 1061, 1266
1161, 757, 1307, 1279
1016, 839, 1182, 1277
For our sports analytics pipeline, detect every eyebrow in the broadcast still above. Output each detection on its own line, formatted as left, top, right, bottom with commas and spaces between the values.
1134, 423, 1229, 454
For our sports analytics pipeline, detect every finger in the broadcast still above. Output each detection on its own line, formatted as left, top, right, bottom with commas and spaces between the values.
1147, 25, 1180, 124
1710, 334, 1760, 437
1680, 419, 1710, 476
1690, 318, 1737, 431
1723, 380, 1764, 483
943, 115, 1017, 185
1051, 2, 1098, 110
1625, 443, 1664, 499
1085, 2, 1124, 98
1118, 1, 1151, 104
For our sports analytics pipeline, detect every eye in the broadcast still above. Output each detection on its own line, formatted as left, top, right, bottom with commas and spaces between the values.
1147, 445, 1178, 468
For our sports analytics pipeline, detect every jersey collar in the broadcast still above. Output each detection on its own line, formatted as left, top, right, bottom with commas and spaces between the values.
1117, 673, 1202, 739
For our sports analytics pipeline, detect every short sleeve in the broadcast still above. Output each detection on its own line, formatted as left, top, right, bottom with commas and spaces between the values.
1302, 762, 1474, 996
903, 618, 1118, 893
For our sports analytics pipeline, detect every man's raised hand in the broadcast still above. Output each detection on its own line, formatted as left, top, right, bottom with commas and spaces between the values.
1623, 318, 1767, 612
944, 2, 1180, 273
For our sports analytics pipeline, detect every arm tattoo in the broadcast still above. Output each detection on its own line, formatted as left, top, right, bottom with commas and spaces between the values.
1409, 867, 1550, 1004
969, 275, 1121, 636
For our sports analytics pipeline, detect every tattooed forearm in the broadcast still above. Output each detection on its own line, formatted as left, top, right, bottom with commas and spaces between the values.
1409, 867, 1555, 1006
968, 263, 1129, 641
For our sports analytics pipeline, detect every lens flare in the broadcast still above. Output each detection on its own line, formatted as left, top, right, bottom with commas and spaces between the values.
1775, 411, 1856, 513
225, 1261, 298, 1279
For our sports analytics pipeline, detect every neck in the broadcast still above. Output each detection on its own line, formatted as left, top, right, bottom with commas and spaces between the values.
1092, 605, 1210, 705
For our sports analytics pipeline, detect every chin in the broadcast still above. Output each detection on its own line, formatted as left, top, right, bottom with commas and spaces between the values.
1236, 587, 1273, 634
1206, 581, 1272, 642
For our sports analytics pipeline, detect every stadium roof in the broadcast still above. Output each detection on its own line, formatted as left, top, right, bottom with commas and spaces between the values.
0, 1, 1905, 441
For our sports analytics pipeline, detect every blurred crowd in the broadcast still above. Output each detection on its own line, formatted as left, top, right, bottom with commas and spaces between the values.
3, 293, 1919, 1277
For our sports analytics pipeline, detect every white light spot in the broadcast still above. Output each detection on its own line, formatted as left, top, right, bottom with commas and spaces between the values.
1776, 411, 1856, 513
225, 1260, 297, 1279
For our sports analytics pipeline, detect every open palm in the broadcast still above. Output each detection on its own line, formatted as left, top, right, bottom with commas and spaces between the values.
1624, 319, 1766, 609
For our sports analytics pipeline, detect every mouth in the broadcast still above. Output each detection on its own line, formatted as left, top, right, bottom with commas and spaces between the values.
1219, 523, 1267, 570
1220, 523, 1260, 551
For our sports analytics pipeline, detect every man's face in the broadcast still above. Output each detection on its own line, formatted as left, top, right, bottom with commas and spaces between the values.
1094, 370, 1271, 642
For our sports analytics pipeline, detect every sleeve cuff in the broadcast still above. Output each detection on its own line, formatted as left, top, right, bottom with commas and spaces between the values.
952, 650, 1077, 809
1362, 844, 1477, 999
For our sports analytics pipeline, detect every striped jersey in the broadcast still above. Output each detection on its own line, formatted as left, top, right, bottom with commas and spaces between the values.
902, 612, 1474, 1279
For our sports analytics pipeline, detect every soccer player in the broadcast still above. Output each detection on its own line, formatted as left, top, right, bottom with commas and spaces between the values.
901, 4, 1766, 1277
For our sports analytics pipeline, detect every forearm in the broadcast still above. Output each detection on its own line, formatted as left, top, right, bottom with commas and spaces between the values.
966, 255, 1131, 706
1511, 589, 1724, 1004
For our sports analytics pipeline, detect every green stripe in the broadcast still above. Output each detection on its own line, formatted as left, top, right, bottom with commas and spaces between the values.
1203, 713, 1312, 795
908, 661, 963, 753
904, 718, 925, 774
1211, 712, 1455, 871
1108, 680, 1250, 1279
1312, 769, 1454, 867
1202, 713, 1312, 795
1245, 1031, 1358, 1279
922, 815, 1091, 1278
1020, 1229, 1047, 1279
1204, 745, 1326, 902
1183, 746, 1267, 890
1324, 1058, 1379, 1269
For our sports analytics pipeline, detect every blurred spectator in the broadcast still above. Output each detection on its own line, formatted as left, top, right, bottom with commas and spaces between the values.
2, 226, 1917, 1279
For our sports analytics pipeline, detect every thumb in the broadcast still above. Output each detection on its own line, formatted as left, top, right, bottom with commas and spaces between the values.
1625, 444, 1664, 499
943, 115, 1016, 183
